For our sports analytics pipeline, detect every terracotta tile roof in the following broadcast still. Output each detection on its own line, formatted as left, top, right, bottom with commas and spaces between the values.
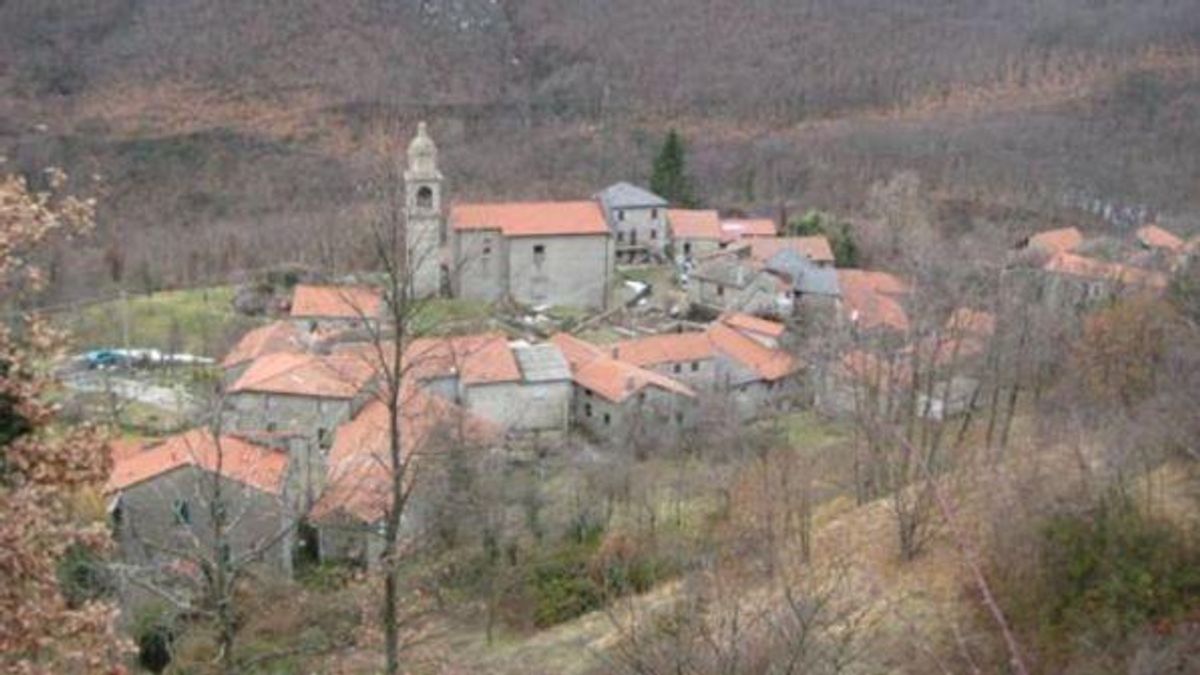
221, 321, 305, 369
944, 308, 995, 338
720, 218, 777, 242
706, 322, 799, 381
105, 429, 288, 495
613, 332, 716, 368
549, 333, 696, 403
290, 285, 383, 320
450, 201, 609, 237
404, 333, 522, 386
1043, 252, 1168, 289
1026, 227, 1083, 255
1136, 225, 1184, 253
836, 269, 910, 332
312, 392, 498, 523
668, 209, 723, 240
748, 236, 835, 265
720, 312, 786, 339
229, 352, 376, 399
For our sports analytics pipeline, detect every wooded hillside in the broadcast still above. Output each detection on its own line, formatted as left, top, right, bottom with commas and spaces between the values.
2, 0, 1198, 300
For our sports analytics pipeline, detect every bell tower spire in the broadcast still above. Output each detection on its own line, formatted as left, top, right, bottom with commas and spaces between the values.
404, 121, 443, 298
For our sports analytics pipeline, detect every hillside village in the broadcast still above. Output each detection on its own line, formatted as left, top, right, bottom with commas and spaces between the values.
100, 121, 1194, 609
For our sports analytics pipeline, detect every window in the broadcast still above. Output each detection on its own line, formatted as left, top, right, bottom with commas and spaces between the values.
617, 210, 625, 221
630, 230, 638, 246
672, 363, 682, 374
675, 412, 684, 425
650, 229, 658, 240
651, 208, 659, 219
533, 244, 546, 264
683, 242, 692, 255
584, 389, 593, 398
416, 186, 433, 209
483, 244, 492, 256
638, 392, 646, 404
172, 499, 191, 526
318, 428, 329, 449
585, 403, 593, 417
691, 362, 700, 372
603, 413, 611, 425
266, 422, 277, 433
717, 285, 725, 297
213, 500, 228, 526
617, 232, 625, 243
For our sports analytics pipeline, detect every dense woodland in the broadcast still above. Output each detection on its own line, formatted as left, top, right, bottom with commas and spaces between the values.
2, 0, 1199, 301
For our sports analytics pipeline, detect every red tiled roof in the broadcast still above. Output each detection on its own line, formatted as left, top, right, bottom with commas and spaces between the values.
404, 333, 522, 386
1136, 225, 1184, 253
290, 285, 383, 320
1043, 252, 1168, 289
221, 321, 305, 369
668, 209, 723, 240
229, 352, 376, 399
837, 269, 910, 332
706, 322, 799, 381
613, 332, 716, 368
720, 218, 777, 242
450, 201, 609, 237
720, 312, 786, 339
748, 236, 835, 264
944, 308, 995, 338
1027, 227, 1083, 255
105, 429, 288, 495
312, 392, 498, 523
549, 333, 696, 403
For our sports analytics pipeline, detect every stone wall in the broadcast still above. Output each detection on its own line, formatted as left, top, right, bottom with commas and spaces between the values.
507, 233, 612, 309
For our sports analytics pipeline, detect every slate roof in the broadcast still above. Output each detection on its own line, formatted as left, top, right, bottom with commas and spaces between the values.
748, 236, 834, 265
450, 201, 609, 237
596, 182, 668, 209
511, 342, 572, 383
765, 250, 841, 297
106, 430, 289, 495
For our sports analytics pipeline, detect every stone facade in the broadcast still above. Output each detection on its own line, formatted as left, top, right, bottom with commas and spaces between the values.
113, 466, 293, 575
454, 229, 613, 309
224, 391, 367, 450
405, 122, 444, 298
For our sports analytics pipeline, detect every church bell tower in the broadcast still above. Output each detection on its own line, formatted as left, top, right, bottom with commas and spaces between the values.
404, 121, 443, 298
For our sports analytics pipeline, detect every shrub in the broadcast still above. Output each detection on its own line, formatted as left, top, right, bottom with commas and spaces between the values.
56, 543, 114, 608
131, 603, 176, 674
529, 543, 604, 628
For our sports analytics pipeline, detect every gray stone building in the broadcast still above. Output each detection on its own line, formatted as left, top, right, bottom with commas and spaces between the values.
106, 430, 295, 577
688, 253, 785, 317
550, 332, 698, 447
224, 351, 377, 450
668, 208, 723, 260
450, 201, 614, 309
405, 333, 572, 438
595, 182, 669, 263
289, 284, 384, 335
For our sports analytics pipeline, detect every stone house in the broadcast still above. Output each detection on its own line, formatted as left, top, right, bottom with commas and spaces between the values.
106, 430, 295, 577
405, 332, 572, 438
744, 236, 835, 268
310, 392, 497, 566
450, 201, 614, 310
612, 313, 803, 420
289, 284, 384, 335
550, 332, 697, 446
668, 208, 723, 260
596, 182, 669, 264
688, 252, 787, 317
224, 351, 377, 451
